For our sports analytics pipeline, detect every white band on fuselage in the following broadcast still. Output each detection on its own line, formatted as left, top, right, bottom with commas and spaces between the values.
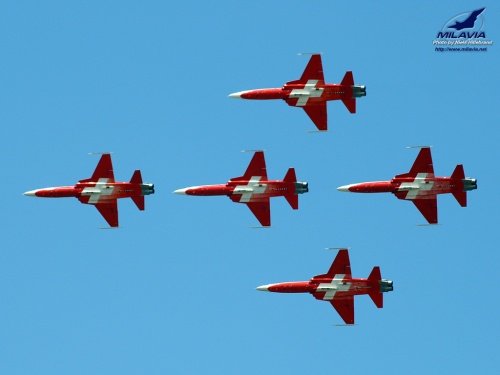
82, 178, 115, 203
290, 80, 324, 106
234, 176, 266, 202
317, 274, 352, 300
398, 173, 434, 200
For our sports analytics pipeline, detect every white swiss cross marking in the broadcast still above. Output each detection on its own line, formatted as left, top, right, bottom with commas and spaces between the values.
317, 274, 352, 300
82, 178, 115, 203
398, 173, 434, 200
290, 80, 324, 107
234, 176, 266, 203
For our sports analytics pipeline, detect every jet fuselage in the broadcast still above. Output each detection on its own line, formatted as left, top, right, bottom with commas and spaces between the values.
25, 182, 154, 201
175, 179, 307, 201
24, 186, 80, 198
230, 83, 366, 104
257, 277, 389, 298
338, 176, 477, 198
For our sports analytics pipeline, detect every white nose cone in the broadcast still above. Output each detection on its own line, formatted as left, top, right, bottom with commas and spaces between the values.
23, 190, 38, 197
228, 91, 245, 99
173, 188, 188, 195
337, 184, 354, 192
256, 284, 271, 292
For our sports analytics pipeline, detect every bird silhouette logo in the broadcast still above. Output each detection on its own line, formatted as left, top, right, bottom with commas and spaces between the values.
445, 8, 485, 31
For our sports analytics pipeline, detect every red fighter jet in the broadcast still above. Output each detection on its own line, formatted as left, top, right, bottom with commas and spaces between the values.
228, 54, 366, 131
337, 147, 477, 224
24, 154, 154, 227
257, 249, 393, 325
173, 151, 308, 227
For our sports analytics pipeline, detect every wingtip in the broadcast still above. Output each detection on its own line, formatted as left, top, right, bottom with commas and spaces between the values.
297, 52, 323, 56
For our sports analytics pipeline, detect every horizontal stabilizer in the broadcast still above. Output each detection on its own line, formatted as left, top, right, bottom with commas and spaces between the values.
284, 194, 298, 210
341, 98, 356, 114
369, 293, 383, 308
131, 196, 145, 211
452, 191, 467, 207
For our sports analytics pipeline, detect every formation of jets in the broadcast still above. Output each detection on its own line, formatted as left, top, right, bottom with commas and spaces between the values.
23, 54, 477, 324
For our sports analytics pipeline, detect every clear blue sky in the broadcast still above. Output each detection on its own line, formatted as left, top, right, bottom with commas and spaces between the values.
1, 1, 499, 374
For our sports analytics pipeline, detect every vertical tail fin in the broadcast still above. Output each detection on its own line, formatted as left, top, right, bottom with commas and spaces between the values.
283, 168, 297, 183
451, 165, 467, 207
340, 71, 356, 113
283, 168, 298, 209
367, 266, 383, 308
340, 71, 354, 86
451, 164, 465, 180
130, 170, 143, 184
130, 170, 145, 210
